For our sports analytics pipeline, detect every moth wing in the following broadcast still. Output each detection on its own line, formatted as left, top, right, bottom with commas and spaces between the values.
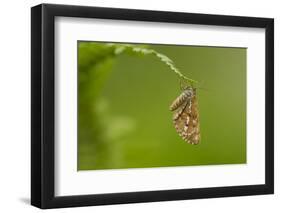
172, 99, 190, 140
173, 95, 200, 145
188, 95, 200, 145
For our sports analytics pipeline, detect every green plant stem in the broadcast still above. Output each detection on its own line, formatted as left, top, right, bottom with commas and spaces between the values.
106, 43, 198, 85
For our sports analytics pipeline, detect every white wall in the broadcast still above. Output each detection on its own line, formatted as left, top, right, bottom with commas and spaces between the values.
0, 0, 279, 212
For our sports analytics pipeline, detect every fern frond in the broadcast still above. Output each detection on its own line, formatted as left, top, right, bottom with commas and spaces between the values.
105, 43, 198, 85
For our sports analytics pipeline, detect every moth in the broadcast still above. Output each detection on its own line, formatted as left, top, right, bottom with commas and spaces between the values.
170, 87, 200, 145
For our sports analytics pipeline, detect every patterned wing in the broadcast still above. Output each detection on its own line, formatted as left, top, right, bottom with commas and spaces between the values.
170, 89, 200, 145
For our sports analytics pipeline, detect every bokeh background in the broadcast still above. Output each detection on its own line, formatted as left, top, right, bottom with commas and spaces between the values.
78, 41, 246, 171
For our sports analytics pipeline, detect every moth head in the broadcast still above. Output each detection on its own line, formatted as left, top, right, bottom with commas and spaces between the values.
183, 86, 196, 96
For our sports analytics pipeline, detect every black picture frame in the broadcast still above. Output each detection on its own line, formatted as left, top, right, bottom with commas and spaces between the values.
31, 3, 274, 209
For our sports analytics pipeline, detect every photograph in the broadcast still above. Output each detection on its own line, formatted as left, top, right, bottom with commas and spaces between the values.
30, 3, 274, 208
78, 41, 247, 171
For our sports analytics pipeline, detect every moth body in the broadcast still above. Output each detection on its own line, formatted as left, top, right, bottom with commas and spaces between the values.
170, 87, 200, 145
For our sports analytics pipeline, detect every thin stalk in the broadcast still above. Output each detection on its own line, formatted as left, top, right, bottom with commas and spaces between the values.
106, 43, 198, 85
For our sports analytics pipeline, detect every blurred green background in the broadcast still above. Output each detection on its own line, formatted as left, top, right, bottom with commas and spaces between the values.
78, 41, 246, 171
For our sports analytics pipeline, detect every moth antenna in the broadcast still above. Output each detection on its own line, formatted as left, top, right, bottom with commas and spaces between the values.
193, 80, 210, 92
197, 87, 209, 91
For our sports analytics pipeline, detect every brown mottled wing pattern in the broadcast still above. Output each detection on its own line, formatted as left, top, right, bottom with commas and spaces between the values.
170, 89, 200, 145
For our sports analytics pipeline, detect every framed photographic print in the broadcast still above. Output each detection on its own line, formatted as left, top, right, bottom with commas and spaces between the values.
31, 3, 274, 209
